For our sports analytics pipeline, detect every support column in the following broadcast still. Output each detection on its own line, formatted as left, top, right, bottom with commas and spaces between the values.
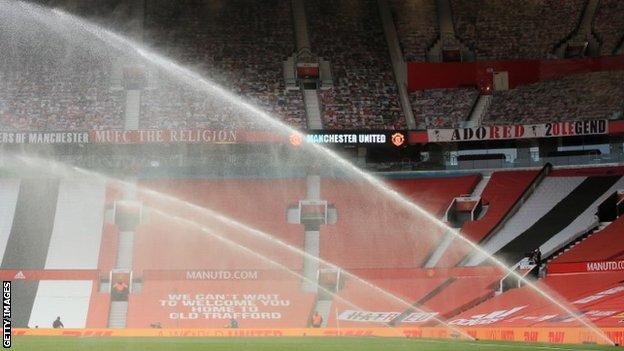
302, 225, 321, 291
287, 173, 337, 292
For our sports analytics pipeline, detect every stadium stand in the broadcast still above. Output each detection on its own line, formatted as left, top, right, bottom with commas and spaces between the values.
134, 175, 477, 271
133, 179, 307, 271
2, 0, 621, 132
132, 217, 304, 271
326, 267, 502, 327
594, 0, 624, 56
1, 179, 60, 270
539, 176, 624, 260
307, 0, 405, 129
44, 180, 106, 269
326, 276, 448, 327
491, 176, 621, 265
483, 71, 624, 125
320, 175, 479, 268
141, 0, 306, 130
1, 0, 309, 131
28, 280, 94, 328
450, 0, 585, 61
2, 168, 624, 330
551, 216, 624, 263
584, 293, 624, 327
97, 223, 119, 273
386, 175, 481, 216
449, 271, 624, 327
422, 274, 499, 318
527, 282, 624, 327
409, 88, 479, 128
437, 170, 541, 267
0, 1, 125, 131
466, 176, 585, 265
86, 290, 112, 328
21, 180, 106, 328
388, 0, 439, 62
0, 180, 20, 263
0, 47, 124, 131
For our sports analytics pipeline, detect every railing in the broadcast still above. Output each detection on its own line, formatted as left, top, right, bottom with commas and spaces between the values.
496, 259, 535, 295
445, 153, 624, 171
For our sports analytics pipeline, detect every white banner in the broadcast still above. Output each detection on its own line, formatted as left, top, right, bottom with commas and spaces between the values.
427, 120, 608, 142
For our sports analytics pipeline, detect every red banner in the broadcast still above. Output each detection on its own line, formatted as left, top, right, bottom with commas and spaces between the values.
0, 130, 286, 145
408, 55, 624, 91
142, 269, 297, 281
548, 260, 624, 274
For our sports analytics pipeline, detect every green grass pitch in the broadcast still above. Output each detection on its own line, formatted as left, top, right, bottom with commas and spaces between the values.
10, 337, 622, 351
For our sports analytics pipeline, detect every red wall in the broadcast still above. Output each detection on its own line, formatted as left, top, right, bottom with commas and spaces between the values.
408, 56, 624, 91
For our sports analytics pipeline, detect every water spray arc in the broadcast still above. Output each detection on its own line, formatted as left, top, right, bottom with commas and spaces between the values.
13, 155, 473, 339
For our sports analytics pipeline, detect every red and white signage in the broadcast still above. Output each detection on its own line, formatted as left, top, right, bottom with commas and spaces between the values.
449, 306, 527, 326
426, 120, 608, 142
573, 286, 624, 305
337, 310, 438, 324
548, 260, 624, 274
0, 129, 286, 145
144, 270, 262, 281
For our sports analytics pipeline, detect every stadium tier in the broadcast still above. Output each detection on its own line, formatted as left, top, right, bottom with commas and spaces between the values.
594, 0, 624, 56
134, 175, 479, 271
483, 71, 624, 125
388, 0, 438, 62
141, 0, 306, 130
0, 0, 623, 132
437, 169, 542, 267
410, 88, 479, 128
449, 271, 624, 327
451, 0, 585, 61
0, 166, 622, 331
551, 216, 624, 264
307, 0, 405, 129
463, 166, 624, 266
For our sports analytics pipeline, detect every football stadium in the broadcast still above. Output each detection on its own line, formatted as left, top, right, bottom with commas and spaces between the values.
1, 0, 624, 350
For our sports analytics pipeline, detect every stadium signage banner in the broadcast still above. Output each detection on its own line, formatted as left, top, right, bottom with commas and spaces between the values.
0, 132, 90, 144
12, 327, 622, 345
160, 292, 292, 322
0, 129, 410, 146
548, 260, 624, 274
143, 270, 261, 281
426, 120, 608, 142
91, 129, 238, 144
337, 310, 438, 323
449, 306, 527, 326
290, 131, 407, 147
0, 130, 239, 144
